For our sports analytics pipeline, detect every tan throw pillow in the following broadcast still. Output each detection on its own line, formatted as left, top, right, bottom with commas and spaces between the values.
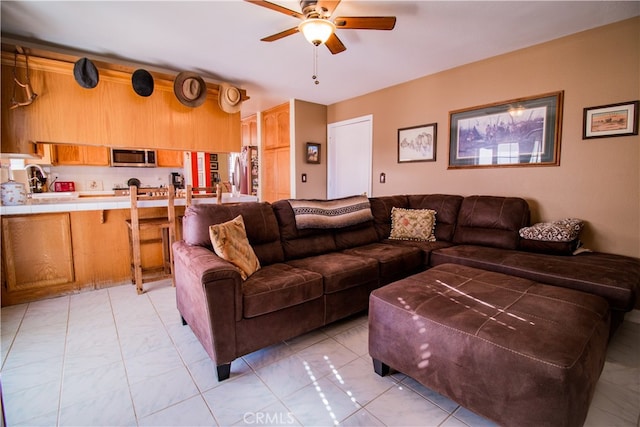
209, 215, 260, 280
389, 207, 437, 242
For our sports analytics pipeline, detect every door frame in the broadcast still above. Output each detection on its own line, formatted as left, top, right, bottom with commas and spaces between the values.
327, 114, 373, 199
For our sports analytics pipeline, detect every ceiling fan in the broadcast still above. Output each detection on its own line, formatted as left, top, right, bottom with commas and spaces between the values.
245, 0, 396, 54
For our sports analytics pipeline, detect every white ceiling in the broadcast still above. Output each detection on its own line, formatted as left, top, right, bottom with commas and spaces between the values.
2, 1, 639, 117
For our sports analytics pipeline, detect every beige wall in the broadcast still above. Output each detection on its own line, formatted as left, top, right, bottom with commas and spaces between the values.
327, 17, 640, 257
292, 99, 328, 199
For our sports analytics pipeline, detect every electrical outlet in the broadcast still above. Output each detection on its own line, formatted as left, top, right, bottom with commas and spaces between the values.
87, 180, 102, 191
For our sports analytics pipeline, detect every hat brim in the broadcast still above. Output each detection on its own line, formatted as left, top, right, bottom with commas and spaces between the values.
218, 83, 242, 114
173, 71, 207, 107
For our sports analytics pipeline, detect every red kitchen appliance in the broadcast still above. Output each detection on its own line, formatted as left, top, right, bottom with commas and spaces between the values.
53, 181, 75, 192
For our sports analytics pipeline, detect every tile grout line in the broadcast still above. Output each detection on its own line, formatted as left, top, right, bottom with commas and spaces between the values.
0, 304, 28, 372
107, 286, 142, 426
144, 286, 222, 426
55, 295, 72, 427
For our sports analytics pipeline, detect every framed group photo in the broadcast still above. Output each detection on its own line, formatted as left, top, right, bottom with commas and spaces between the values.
398, 123, 437, 163
448, 91, 564, 169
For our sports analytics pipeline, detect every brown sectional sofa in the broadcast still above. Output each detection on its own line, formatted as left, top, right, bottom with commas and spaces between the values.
172, 194, 639, 381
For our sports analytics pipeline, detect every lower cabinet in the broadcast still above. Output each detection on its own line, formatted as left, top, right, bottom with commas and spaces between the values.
0, 207, 185, 306
1, 213, 76, 304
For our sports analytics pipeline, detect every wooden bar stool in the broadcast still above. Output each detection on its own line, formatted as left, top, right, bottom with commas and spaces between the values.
186, 184, 222, 206
126, 185, 176, 294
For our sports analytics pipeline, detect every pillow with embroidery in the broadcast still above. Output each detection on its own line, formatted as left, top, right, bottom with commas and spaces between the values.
389, 207, 437, 242
519, 218, 584, 242
209, 215, 260, 280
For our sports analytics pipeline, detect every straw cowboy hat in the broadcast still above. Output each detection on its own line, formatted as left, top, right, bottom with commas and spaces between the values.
173, 71, 207, 107
131, 69, 154, 97
218, 82, 242, 114
73, 57, 99, 89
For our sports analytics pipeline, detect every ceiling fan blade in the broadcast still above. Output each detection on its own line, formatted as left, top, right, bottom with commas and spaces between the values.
261, 26, 300, 42
244, 0, 304, 19
333, 16, 396, 30
325, 33, 346, 55
316, 0, 341, 17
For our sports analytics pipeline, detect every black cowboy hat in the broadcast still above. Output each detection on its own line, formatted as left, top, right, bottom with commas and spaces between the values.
73, 57, 99, 89
132, 69, 154, 97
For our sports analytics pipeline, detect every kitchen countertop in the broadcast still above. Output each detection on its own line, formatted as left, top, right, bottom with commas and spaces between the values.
0, 192, 259, 215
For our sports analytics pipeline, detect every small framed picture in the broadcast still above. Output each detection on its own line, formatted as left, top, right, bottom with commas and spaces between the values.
210, 154, 218, 162
212, 172, 219, 182
210, 161, 219, 170
398, 123, 437, 163
306, 142, 320, 164
583, 100, 639, 139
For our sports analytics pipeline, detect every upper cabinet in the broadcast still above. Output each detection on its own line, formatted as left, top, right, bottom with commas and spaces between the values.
1, 52, 244, 155
241, 114, 258, 147
262, 104, 290, 150
51, 144, 110, 166
156, 149, 184, 167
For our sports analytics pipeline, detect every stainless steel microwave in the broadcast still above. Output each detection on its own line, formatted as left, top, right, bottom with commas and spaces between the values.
111, 148, 156, 167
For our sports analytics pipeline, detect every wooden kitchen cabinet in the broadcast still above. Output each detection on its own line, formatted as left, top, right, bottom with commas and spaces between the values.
242, 114, 258, 147
262, 103, 289, 150
261, 103, 290, 202
25, 143, 53, 165
157, 149, 184, 167
52, 144, 110, 166
0, 206, 187, 306
1, 213, 76, 305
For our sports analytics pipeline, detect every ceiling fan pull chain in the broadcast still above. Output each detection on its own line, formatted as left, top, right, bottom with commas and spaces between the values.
312, 46, 319, 85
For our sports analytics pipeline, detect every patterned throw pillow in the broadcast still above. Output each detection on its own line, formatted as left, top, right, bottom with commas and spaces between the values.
519, 218, 584, 242
389, 207, 437, 242
209, 215, 260, 280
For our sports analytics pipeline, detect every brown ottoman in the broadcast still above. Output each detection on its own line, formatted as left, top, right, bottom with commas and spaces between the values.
369, 263, 610, 427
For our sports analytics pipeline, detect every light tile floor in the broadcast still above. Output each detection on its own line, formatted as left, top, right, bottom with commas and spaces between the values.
1, 280, 638, 427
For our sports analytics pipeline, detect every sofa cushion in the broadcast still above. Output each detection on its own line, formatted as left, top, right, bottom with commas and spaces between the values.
183, 203, 284, 266
519, 238, 581, 256
384, 239, 456, 266
288, 195, 374, 229
242, 264, 323, 318
407, 194, 463, 242
343, 243, 423, 285
369, 195, 410, 240
272, 200, 337, 259
389, 207, 437, 242
209, 215, 260, 280
453, 195, 530, 250
431, 244, 640, 312
334, 220, 380, 250
287, 252, 379, 294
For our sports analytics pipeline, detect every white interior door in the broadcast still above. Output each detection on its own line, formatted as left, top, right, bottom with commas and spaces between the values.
327, 115, 373, 199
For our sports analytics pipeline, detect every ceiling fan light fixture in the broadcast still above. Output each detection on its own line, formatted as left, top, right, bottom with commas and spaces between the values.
299, 18, 335, 46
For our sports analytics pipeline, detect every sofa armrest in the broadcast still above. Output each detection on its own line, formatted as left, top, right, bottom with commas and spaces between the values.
172, 240, 243, 366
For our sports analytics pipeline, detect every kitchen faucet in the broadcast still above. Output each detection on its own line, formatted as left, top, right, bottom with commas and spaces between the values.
24, 164, 47, 192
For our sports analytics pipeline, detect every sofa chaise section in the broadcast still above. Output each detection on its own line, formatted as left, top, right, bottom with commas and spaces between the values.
430, 195, 639, 331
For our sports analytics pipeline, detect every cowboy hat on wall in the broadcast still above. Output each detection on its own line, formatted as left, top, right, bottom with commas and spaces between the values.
173, 71, 207, 107
218, 82, 242, 114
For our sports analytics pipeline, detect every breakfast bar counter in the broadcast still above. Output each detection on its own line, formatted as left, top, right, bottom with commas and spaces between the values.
0, 192, 258, 306
0, 192, 258, 215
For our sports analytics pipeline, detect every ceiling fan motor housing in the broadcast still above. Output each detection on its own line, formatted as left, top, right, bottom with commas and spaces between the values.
300, 0, 327, 18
